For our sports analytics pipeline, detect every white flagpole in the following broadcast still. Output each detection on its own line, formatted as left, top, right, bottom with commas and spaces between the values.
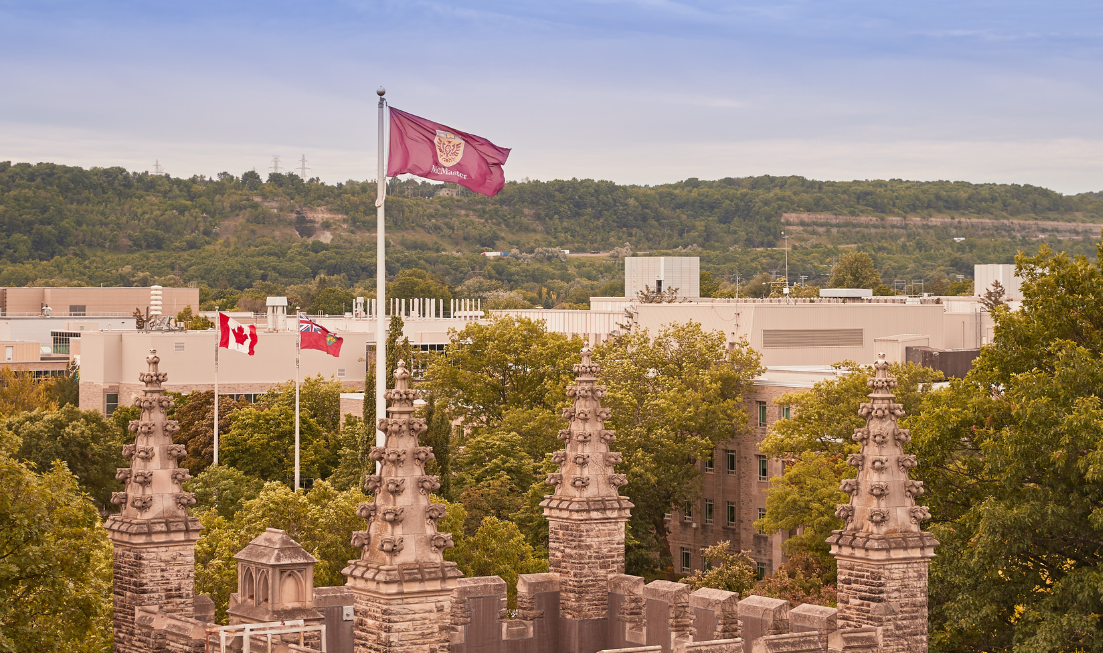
295, 308, 301, 491
374, 87, 388, 467
214, 306, 219, 466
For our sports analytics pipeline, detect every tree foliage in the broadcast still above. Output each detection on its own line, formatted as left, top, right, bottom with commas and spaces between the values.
828, 252, 882, 289
447, 516, 548, 606
594, 322, 763, 573
909, 244, 1103, 652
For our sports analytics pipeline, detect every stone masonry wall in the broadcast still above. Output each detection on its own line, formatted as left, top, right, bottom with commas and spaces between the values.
548, 520, 626, 620
113, 543, 197, 653
354, 592, 453, 653
836, 557, 930, 653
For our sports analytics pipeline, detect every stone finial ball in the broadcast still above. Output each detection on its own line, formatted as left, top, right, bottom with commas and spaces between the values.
377, 87, 386, 96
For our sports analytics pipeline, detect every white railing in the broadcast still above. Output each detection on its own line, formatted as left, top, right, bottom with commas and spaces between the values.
205, 620, 327, 653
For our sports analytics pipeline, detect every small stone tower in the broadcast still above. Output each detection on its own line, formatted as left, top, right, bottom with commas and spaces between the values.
827, 353, 938, 653
540, 346, 634, 653
105, 350, 201, 653
343, 360, 463, 653
229, 527, 323, 625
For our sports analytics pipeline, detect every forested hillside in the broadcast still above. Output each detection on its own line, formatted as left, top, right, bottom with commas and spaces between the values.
0, 161, 1099, 308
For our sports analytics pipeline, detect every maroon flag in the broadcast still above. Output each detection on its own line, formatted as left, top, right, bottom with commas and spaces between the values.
387, 108, 511, 197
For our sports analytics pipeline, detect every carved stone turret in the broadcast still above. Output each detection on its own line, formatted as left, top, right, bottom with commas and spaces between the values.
540, 346, 634, 653
342, 360, 462, 653
826, 354, 937, 653
105, 350, 202, 653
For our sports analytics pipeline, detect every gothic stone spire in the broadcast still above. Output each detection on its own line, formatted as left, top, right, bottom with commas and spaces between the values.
105, 350, 202, 653
826, 353, 938, 653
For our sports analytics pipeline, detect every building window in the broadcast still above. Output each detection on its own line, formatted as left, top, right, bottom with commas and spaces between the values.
4, 346, 11, 362
757, 401, 767, 427
106, 393, 119, 416
337, 368, 346, 377
756, 562, 767, 579
704, 500, 714, 524
781, 405, 791, 420
51, 331, 81, 355
704, 451, 714, 473
726, 502, 736, 526
726, 450, 736, 475
683, 502, 693, 521
174, 342, 185, 352
681, 547, 691, 572
68, 304, 86, 316
758, 455, 769, 481
757, 508, 767, 534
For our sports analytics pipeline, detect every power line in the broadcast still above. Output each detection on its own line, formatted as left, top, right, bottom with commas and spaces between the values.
270, 155, 282, 174
298, 154, 311, 179
153, 159, 164, 175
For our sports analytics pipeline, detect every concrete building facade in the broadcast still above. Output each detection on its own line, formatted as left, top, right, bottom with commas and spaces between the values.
625, 257, 701, 298
0, 286, 197, 317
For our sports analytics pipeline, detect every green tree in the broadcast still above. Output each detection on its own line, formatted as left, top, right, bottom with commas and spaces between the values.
176, 305, 213, 330
308, 287, 356, 315
699, 270, 722, 297
221, 405, 330, 483
173, 391, 252, 475
908, 244, 1103, 652
679, 542, 758, 594
388, 269, 452, 303
0, 428, 113, 653
0, 368, 57, 418
5, 405, 127, 508
828, 252, 882, 289
594, 322, 763, 574
448, 516, 548, 606
194, 480, 367, 622
183, 463, 264, 520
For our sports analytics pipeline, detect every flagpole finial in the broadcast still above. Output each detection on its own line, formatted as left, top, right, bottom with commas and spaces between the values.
377, 87, 386, 97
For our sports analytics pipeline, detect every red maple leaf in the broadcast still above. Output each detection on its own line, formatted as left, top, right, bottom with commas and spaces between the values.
233, 326, 248, 345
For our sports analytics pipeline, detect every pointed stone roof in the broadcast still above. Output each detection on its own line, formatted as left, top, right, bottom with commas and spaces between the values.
342, 360, 462, 590
827, 353, 937, 554
104, 350, 201, 543
234, 528, 318, 566
540, 346, 634, 520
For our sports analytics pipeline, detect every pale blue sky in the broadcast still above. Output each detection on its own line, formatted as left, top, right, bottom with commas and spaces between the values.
1, 1, 1101, 192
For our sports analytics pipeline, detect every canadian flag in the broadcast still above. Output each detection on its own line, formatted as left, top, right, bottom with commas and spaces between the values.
219, 312, 258, 356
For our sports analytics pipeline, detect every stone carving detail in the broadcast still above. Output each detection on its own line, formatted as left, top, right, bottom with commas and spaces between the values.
170, 469, 191, 484
132, 470, 153, 486
545, 473, 563, 486
135, 446, 155, 461
165, 444, 186, 461
356, 502, 377, 520
570, 476, 590, 489
429, 533, 455, 551
174, 493, 196, 509
351, 530, 371, 549
552, 451, 568, 465
379, 506, 405, 524
412, 447, 435, 465
573, 431, 592, 443
608, 474, 628, 489
130, 494, 153, 511
378, 536, 404, 554
557, 429, 572, 443
342, 359, 461, 580
830, 353, 935, 536
111, 492, 128, 505
599, 430, 617, 444
572, 453, 590, 466
163, 421, 180, 436
605, 451, 623, 465
122, 444, 136, 459
116, 468, 132, 482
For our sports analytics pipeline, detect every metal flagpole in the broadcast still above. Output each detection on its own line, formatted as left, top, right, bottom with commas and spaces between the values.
295, 307, 301, 491
214, 305, 219, 466
374, 87, 388, 467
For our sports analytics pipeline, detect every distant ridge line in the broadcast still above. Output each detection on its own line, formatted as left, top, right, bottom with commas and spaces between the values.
781, 212, 1103, 233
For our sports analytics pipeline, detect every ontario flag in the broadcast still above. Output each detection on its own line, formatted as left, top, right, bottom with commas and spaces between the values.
387, 108, 511, 197
219, 312, 258, 356
299, 313, 343, 357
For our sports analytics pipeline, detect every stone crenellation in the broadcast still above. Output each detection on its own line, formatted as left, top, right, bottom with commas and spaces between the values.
117, 352, 938, 653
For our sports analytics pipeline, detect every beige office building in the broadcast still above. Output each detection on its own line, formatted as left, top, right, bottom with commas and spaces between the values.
0, 286, 198, 317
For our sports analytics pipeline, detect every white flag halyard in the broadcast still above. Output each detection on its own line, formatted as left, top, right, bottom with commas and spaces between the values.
218, 312, 258, 355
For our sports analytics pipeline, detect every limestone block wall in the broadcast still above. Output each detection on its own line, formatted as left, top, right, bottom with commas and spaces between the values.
835, 556, 929, 652
113, 544, 199, 651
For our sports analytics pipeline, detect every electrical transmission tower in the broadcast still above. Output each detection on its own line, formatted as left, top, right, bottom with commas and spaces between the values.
153, 160, 164, 174
298, 155, 311, 180
270, 155, 282, 174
